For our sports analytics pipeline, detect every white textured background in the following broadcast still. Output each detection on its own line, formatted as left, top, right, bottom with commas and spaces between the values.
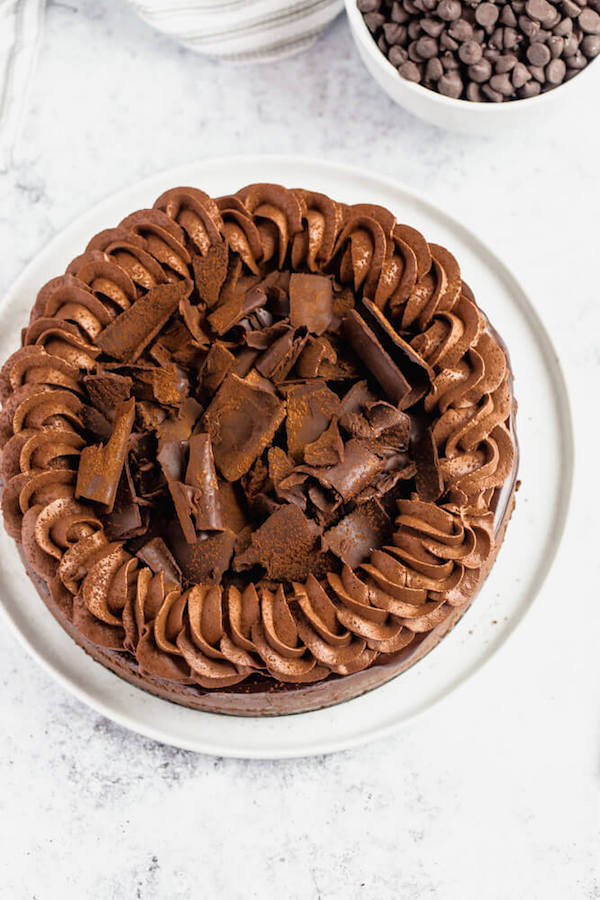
0, 2, 599, 898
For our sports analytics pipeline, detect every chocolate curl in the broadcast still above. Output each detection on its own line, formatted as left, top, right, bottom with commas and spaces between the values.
361, 297, 432, 406
255, 326, 308, 383
136, 537, 181, 589
186, 434, 223, 531
207, 286, 267, 336
202, 373, 286, 482
289, 273, 334, 335
415, 427, 444, 502
75, 398, 135, 512
191, 243, 229, 307
96, 280, 191, 362
341, 309, 411, 408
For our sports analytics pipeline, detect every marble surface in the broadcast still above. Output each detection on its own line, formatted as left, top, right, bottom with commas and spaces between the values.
0, 2, 599, 897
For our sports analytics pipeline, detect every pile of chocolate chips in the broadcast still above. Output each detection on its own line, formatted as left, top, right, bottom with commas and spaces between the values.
359, 0, 600, 100
77, 265, 439, 589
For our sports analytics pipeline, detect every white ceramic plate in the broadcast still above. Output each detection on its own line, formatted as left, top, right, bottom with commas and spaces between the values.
0, 156, 573, 758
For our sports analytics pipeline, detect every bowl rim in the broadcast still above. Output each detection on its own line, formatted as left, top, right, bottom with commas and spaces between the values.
344, 0, 600, 115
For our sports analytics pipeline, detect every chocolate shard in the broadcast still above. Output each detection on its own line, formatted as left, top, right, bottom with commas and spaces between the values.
84, 372, 132, 419
75, 398, 135, 512
179, 296, 210, 348
255, 326, 308, 383
202, 373, 286, 481
322, 499, 391, 567
304, 417, 344, 466
168, 526, 236, 586
268, 447, 307, 509
105, 458, 146, 540
201, 342, 235, 396
310, 438, 385, 502
415, 427, 444, 502
207, 286, 267, 336
186, 433, 223, 531
361, 297, 432, 406
136, 536, 181, 589
157, 397, 202, 445
289, 273, 334, 335
96, 280, 191, 362
191, 243, 229, 307
285, 380, 340, 462
295, 335, 337, 378
341, 309, 411, 407
233, 504, 321, 582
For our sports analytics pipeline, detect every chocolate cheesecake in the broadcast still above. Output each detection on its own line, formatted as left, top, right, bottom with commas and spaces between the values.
0, 184, 517, 715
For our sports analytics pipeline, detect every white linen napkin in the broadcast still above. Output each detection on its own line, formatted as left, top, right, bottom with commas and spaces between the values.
127, 0, 344, 63
0, 0, 45, 169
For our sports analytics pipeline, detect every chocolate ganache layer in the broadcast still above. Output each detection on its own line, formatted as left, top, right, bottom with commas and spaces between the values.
0, 184, 517, 715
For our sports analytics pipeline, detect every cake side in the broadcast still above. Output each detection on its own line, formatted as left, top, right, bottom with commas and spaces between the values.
0, 183, 517, 715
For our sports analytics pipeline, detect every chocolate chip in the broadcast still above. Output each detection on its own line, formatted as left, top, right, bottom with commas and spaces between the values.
384, 22, 405, 43
389, 44, 409, 65
582, 32, 600, 53
438, 70, 464, 95
475, 2, 500, 30
421, 17, 445, 36
563, 32, 580, 53
546, 57, 567, 80
469, 57, 493, 80
358, 0, 381, 10
561, 0, 581, 16
408, 19, 421, 38
391, 2, 410, 22
527, 41, 552, 64
579, 7, 600, 31
496, 52, 518, 71
482, 83, 504, 100
519, 14, 540, 37
415, 35, 438, 57
526, 0, 557, 23
440, 31, 459, 49
425, 55, 445, 79
364, 11, 385, 31
490, 72, 515, 93
437, 0, 462, 20
448, 17, 473, 40
441, 49, 460, 67
512, 61, 532, 84
500, 5, 518, 26
459, 39, 483, 63
529, 64, 546, 80
409, 40, 424, 61
553, 16, 573, 34
466, 82, 484, 100
398, 60, 422, 80
519, 79, 542, 95
567, 48, 588, 65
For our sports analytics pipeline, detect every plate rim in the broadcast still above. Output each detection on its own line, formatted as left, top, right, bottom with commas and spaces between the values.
0, 154, 575, 758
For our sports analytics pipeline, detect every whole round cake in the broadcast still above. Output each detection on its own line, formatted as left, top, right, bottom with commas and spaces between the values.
0, 183, 517, 715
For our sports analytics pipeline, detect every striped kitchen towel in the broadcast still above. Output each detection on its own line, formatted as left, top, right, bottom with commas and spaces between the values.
0, 0, 45, 169
127, 0, 344, 63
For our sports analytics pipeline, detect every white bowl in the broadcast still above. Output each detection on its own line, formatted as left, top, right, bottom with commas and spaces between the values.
345, 0, 600, 135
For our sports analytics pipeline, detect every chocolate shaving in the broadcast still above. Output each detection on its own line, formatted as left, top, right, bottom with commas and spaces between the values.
255, 326, 308, 383
75, 398, 135, 512
304, 417, 344, 466
84, 372, 132, 419
285, 380, 340, 462
207, 286, 267, 336
186, 433, 223, 531
191, 243, 228, 307
309, 438, 386, 503
96, 281, 191, 362
234, 504, 321, 582
341, 309, 411, 407
136, 536, 181, 589
322, 499, 391, 567
105, 458, 146, 540
289, 273, 334, 335
202, 373, 286, 481
361, 297, 432, 406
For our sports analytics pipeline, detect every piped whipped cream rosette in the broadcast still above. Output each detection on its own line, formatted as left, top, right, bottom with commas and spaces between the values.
0, 183, 517, 715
